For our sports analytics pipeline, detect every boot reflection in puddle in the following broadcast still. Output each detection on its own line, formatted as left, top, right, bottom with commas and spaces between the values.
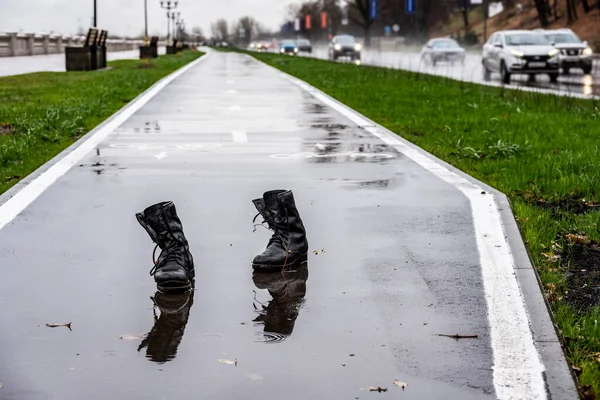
138, 290, 194, 363
252, 264, 309, 343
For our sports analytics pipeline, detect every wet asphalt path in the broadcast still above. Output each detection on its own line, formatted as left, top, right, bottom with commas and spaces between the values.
307, 46, 599, 98
0, 51, 537, 399
0, 48, 167, 77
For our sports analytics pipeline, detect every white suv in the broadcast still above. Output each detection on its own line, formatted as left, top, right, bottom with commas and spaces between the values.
482, 30, 560, 84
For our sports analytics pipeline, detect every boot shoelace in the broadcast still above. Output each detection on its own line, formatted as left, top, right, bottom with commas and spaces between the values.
149, 241, 187, 276
252, 210, 290, 249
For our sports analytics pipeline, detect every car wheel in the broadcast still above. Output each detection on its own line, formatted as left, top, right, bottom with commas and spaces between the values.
500, 61, 511, 84
582, 66, 592, 75
549, 73, 559, 83
563, 67, 570, 75
432, 57, 437, 66
482, 61, 492, 81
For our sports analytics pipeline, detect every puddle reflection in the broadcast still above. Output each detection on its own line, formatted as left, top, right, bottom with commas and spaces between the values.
138, 290, 194, 363
252, 265, 309, 343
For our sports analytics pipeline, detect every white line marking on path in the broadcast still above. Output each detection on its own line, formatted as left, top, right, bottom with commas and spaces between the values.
231, 131, 248, 143
226, 89, 237, 94
229, 105, 241, 111
0, 53, 210, 232
280, 72, 547, 400
227, 80, 235, 84
155, 152, 167, 160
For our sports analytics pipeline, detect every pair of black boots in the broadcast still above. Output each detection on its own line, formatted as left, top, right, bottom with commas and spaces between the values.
136, 190, 308, 293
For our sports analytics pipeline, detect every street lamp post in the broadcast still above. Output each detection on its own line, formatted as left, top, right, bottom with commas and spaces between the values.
159, 0, 178, 46
144, 0, 149, 45
171, 11, 180, 43
93, 0, 97, 27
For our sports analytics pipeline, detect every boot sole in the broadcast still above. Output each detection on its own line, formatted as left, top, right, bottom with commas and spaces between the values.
252, 254, 308, 272
157, 277, 194, 294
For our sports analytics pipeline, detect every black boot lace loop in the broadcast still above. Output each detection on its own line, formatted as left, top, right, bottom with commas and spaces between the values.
149, 240, 187, 276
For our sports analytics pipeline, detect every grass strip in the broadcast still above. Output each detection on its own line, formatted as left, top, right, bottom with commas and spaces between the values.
253, 52, 600, 397
0, 51, 202, 195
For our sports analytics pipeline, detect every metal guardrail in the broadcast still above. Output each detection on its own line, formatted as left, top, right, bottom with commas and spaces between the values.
0, 32, 165, 57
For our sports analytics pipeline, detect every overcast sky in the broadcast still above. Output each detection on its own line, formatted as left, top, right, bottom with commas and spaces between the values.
0, 0, 299, 36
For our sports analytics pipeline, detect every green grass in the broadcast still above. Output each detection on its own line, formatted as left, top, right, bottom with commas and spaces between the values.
252, 52, 600, 396
0, 51, 202, 194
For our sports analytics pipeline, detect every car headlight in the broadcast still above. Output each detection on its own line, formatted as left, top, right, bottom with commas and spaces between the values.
334, 44, 341, 51
548, 49, 559, 57
582, 47, 593, 56
509, 49, 524, 58
354, 43, 362, 51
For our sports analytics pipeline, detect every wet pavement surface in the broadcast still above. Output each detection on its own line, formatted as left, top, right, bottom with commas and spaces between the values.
307, 46, 599, 98
0, 51, 502, 399
0, 48, 167, 77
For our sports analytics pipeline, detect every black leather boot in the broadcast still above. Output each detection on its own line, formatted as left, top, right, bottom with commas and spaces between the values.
136, 201, 195, 293
138, 290, 194, 363
252, 190, 309, 272
252, 265, 309, 341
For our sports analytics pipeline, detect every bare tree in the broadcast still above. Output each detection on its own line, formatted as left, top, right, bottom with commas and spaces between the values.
347, 0, 375, 46
211, 19, 229, 41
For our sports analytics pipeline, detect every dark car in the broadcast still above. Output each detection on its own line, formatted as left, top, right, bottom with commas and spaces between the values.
329, 35, 361, 61
420, 38, 466, 66
279, 40, 298, 55
296, 39, 313, 53
539, 28, 593, 74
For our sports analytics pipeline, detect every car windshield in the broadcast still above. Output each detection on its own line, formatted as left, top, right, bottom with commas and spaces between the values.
281, 40, 295, 46
432, 39, 460, 49
544, 33, 581, 44
336, 36, 356, 44
297, 39, 310, 45
505, 33, 550, 46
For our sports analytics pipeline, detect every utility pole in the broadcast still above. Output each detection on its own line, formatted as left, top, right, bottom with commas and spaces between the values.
171, 11, 180, 43
160, 1, 178, 46
93, 0, 97, 27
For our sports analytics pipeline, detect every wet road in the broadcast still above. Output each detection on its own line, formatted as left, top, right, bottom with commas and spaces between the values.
0, 50, 568, 399
306, 46, 599, 98
0, 48, 167, 77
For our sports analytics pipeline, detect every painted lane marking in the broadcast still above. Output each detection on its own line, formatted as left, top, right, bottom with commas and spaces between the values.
231, 131, 248, 143
229, 105, 241, 111
109, 143, 223, 150
227, 80, 235, 84
155, 152, 167, 160
279, 70, 547, 400
226, 89, 237, 94
0, 53, 210, 231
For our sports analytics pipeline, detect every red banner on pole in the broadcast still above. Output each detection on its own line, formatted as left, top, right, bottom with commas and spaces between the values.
321, 12, 328, 28
306, 15, 312, 30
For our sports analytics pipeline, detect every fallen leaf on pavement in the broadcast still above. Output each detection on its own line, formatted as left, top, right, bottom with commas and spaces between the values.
218, 358, 238, 366
119, 333, 146, 340
393, 380, 407, 390
46, 322, 72, 331
359, 387, 387, 392
436, 334, 478, 339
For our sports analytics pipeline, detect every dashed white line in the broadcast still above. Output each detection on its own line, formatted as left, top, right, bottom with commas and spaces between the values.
155, 152, 167, 159
231, 131, 248, 143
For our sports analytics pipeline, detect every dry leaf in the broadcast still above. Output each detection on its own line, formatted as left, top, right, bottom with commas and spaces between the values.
218, 358, 238, 366
359, 387, 387, 392
46, 322, 72, 330
394, 380, 408, 390
566, 234, 590, 244
119, 333, 146, 340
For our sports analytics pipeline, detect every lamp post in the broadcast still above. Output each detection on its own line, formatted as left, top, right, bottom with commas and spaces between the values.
159, 0, 178, 46
144, 0, 148, 45
93, 0, 97, 27
171, 11, 180, 43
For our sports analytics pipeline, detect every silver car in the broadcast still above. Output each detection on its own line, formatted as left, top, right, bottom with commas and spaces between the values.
482, 30, 560, 84
538, 28, 593, 74
420, 38, 466, 66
